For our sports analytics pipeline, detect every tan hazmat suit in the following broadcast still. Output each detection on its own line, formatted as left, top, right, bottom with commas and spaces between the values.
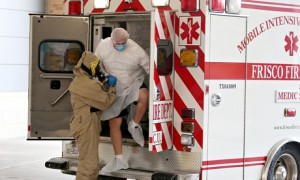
68, 51, 116, 180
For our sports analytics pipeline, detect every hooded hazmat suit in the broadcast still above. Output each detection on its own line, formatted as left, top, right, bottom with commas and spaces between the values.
68, 51, 116, 180
94, 37, 149, 120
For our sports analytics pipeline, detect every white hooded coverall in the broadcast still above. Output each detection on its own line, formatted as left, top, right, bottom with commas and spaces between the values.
94, 38, 150, 120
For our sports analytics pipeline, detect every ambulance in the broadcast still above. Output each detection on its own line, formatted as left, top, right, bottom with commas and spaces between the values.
28, 0, 300, 179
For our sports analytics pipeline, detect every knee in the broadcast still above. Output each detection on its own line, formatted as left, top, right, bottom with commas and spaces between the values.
139, 89, 149, 103
109, 118, 122, 131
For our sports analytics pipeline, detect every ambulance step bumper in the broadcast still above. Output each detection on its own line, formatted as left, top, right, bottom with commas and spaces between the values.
98, 168, 199, 180
45, 157, 69, 170
56, 157, 199, 180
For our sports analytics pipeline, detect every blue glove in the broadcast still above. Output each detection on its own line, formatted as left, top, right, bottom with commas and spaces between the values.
106, 75, 117, 87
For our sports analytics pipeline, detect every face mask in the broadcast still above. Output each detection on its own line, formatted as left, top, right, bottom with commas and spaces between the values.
115, 44, 126, 51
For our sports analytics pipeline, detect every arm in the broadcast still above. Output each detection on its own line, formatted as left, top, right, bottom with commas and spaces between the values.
94, 39, 109, 74
139, 49, 150, 75
69, 76, 116, 111
81, 86, 116, 111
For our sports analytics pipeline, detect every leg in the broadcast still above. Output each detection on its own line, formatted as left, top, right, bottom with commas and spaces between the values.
101, 117, 129, 173
109, 117, 123, 155
133, 88, 149, 124
71, 112, 101, 180
128, 88, 149, 146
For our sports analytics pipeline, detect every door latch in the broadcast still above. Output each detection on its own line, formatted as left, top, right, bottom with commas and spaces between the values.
211, 93, 221, 106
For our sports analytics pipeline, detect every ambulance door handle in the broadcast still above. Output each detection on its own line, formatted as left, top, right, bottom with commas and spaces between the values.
211, 93, 221, 106
49, 88, 69, 106
40, 74, 74, 80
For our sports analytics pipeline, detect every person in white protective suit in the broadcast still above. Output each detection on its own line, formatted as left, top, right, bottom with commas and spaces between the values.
69, 51, 117, 180
94, 28, 150, 173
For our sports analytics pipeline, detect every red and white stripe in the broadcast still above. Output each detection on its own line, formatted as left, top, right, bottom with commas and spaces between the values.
169, 0, 206, 152
151, 8, 175, 152
202, 156, 266, 171
242, 0, 300, 13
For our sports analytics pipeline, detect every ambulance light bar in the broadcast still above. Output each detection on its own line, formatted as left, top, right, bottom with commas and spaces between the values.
180, 49, 198, 67
181, 0, 199, 12
181, 134, 194, 146
152, 0, 169, 7
181, 122, 195, 133
94, 0, 110, 9
209, 0, 241, 14
69, 0, 82, 15
226, 0, 241, 14
209, 0, 225, 12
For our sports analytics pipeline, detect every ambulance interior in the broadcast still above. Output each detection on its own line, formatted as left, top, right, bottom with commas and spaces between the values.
91, 13, 151, 142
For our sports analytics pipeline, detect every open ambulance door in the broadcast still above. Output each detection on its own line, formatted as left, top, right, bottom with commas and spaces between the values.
28, 15, 89, 139
148, 9, 176, 152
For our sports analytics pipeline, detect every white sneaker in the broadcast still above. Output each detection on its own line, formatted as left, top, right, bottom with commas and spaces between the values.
100, 158, 129, 173
128, 120, 145, 147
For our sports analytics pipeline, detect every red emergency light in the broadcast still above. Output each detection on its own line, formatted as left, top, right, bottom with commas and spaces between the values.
181, 0, 199, 12
284, 108, 296, 117
69, 0, 82, 15
209, 0, 225, 12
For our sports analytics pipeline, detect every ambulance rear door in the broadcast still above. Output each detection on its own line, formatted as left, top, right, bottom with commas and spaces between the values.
149, 9, 176, 152
28, 15, 89, 139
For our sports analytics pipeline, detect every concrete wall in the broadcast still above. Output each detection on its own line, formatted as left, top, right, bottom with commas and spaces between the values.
0, 0, 44, 139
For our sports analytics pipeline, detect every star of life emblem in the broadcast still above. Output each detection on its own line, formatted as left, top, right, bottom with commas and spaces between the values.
284, 31, 298, 56
179, 16, 201, 46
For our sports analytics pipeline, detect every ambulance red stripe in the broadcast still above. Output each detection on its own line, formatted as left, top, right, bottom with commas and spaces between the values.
155, 123, 168, 151
166, 121, 173, 149
203, 156, 266, 165
158, 9, 171, 40
171, 3, 206, 151
202, 156, 266, 170
174, 91, 203, 149
243, 0, 300, 8
205, 62, 246, 80
206, 62, 300, 80
165, 76, 173, 100
175, 54, 204, 109
242, 3, 300, 13
152, 9, 175, 151
153, 62, 166, 100
172, 125, 184, 151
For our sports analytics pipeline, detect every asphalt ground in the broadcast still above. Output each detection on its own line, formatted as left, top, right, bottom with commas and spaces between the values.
0, 136, 74, 180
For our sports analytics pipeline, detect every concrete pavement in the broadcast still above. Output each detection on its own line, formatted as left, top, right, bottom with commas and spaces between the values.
0, 136, 74, 180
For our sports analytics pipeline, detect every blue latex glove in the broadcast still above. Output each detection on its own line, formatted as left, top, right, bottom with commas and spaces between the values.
106, 75, 117, 87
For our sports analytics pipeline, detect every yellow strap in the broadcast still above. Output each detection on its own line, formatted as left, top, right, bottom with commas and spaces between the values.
90, 59, 99, 77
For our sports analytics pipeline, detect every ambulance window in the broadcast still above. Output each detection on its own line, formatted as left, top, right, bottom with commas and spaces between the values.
39, 41, 84, 73
157, 39, 173, 75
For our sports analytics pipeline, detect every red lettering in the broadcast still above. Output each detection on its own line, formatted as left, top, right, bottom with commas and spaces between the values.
252, 65, 284, 79
277, 92, 298, 100
153, 104, 161, 120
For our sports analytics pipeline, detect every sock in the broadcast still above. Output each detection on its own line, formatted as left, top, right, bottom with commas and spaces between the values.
130, 120, 139, 128
115, 154, 124, 160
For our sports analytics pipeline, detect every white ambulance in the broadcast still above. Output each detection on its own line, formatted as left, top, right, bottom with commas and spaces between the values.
28, 0, 300, 179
